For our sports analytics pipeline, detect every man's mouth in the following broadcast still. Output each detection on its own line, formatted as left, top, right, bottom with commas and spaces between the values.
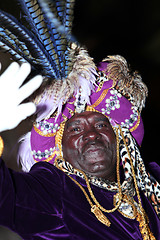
82, 141, 107, 154
85, 145, 104, 153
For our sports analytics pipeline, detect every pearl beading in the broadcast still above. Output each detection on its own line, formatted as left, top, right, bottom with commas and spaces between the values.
32, 147, 55, 160
35, 120, 60, 135
101, 89, 121, 115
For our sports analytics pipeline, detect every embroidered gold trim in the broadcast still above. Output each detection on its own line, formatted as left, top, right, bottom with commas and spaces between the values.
96, 81, 105, 92
55, 121, 66, 157
88, 89, 109, 109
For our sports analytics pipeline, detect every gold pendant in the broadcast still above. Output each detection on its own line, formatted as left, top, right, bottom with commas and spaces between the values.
91, 205, 111, 227
113, 193, 137, 219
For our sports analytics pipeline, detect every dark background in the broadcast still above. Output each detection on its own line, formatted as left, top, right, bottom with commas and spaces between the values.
0, 0, 160, 238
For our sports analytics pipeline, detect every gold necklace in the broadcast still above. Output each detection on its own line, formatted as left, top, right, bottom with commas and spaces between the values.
81, 127, 122, 211
55, 127, 122, 227
54, 118, 156, 239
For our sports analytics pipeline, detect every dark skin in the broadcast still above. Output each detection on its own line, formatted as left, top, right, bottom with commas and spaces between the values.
62, 111, 117, 181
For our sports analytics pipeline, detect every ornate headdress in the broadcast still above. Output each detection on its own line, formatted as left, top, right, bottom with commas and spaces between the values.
0, 1, 159, 238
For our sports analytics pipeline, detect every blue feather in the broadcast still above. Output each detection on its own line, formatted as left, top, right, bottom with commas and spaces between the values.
0, 0, 76, 80
18, 0, 61, 78
38, 0, 76, 78
0, 41, 27, 64
0, 10, 59, 78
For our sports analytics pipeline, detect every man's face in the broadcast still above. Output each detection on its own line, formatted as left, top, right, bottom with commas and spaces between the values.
62, 111, 117, 180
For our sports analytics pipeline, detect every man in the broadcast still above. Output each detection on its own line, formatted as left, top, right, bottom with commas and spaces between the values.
0, 0, 159, 239
0, 60, 160, 239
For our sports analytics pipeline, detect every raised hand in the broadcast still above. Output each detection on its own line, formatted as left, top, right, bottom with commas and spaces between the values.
0, 62, 42, 132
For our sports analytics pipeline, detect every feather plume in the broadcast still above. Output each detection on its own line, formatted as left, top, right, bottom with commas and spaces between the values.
0, 42, 27, 63
35, 43, 97, 121
103, 55, 148, 111
0, 10, 59, 78
0, 1, 96, 121
0, 0, 76, 80
17, 0, 62, 77
37, 0, 76, 78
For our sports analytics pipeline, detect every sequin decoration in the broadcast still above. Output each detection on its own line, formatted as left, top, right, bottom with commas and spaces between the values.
32, 148, 55, 160
121, 107, 138, 128
34, 121, 60, 135
101, 89, 121, 115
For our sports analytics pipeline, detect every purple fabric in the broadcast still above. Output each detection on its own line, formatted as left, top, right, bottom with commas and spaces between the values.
0, 158, 159, 240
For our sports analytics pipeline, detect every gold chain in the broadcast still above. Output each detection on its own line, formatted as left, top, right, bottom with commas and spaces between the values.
54, 116, 156, 238
76, 127, 122, 213
55, 127, 123, 227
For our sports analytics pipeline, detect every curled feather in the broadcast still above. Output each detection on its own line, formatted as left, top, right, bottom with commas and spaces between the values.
102, 55, 148, 112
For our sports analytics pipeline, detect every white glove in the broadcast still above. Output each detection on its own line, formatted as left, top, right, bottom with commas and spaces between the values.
0, 62, 43, 132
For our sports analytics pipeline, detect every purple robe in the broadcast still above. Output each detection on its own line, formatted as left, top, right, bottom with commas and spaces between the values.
0, 158, 159, 239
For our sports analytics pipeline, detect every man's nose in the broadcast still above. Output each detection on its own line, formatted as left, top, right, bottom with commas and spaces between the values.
83, 128, 101, 142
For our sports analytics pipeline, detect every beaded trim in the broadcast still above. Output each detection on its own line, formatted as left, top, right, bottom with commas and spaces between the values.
74, 89, 87, 113
34, 121, 60, 137
121, 107, 139, 129
101, 89, 121, 115
32, 147, 55, 160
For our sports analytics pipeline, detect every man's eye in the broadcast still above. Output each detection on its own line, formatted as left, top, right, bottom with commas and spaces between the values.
70, 127, 81, 132
97, 123, 108, 128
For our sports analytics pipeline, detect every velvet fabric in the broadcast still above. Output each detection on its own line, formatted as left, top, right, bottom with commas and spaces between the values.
0, 159, 159, 240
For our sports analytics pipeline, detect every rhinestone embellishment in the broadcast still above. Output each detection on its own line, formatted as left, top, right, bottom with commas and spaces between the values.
32, 148, 55, 160
35, 121, 60, 135
101, 89, 121, 115
121, 107, 138, 128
